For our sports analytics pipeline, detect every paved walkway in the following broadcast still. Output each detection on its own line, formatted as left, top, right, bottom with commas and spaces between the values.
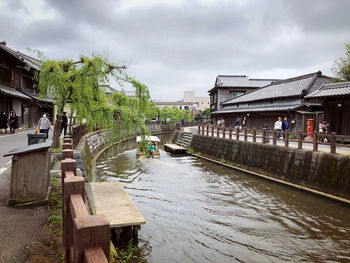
0, 128, 54, 263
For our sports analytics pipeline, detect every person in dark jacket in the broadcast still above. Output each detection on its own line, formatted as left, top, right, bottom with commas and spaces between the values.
0, 112, 8, 133
9, 111, 18, 134
60, 112, 68, 136
282, 116, 289, 139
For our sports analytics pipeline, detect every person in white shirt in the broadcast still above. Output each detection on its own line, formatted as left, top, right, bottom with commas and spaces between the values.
274, 117, 282, 140
38, 113, 52, 139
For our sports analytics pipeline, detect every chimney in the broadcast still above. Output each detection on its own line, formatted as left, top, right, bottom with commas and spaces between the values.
0, 41, 6, 46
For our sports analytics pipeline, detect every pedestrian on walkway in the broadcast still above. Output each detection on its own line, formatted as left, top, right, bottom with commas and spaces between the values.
0, 112, 8, 134
234, 118, 241, 129
282, 116, 289, 139
9, 111, 18, 134
274, 117, 282, 140
60, 112, 68, 136
37, 113, 52, 139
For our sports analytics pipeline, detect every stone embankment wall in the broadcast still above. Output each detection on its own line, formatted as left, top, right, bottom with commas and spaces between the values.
189, 134, 350, 200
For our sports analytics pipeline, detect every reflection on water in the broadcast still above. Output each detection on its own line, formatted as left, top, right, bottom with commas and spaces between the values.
96, 134, 350, 263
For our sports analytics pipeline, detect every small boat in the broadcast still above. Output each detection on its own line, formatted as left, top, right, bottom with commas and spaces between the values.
136, 136, 160, 159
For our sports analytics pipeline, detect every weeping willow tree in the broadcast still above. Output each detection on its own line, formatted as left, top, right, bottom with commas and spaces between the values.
332, 43, 350, 82
35, 54, 151, 148
157, 106, 193, 123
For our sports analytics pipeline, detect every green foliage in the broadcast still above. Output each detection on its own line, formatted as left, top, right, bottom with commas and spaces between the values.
110, 241, 140, 263
332, 43, 350, 81
156, 106, 193, 124
202, 108, 210, 119
35, 53, 152, 148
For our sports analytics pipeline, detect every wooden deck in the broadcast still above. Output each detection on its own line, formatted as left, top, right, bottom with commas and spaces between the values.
88, 181, 146, 228
164, 143, 187, 154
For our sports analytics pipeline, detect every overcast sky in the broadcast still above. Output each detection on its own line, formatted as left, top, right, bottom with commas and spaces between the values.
1, 0, 350, 100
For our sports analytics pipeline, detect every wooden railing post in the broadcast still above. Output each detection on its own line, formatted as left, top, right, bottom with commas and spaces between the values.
252, 129, 256, 142
198, 125, 200, 134
229, 128, 232, 139
330, 132, 336, 154
206, 125, 209, 136
262, 130, 266, 144
202, 125, 205, 135
61, 158, 77, 183
63, 142, 73, 150
236, 127, 240, 141
62, 149, 74, 160
211, 126, 214, 137
244, 129, 247, 142
297, 131, 302, 149
272, 131, 276, 145
313, 131, 318, 151
222, 127, 226, 138
284, 132, 289, 147
72, 217, 110, 263
70, 195, 110, 263
217, 126, 219, 137
64, 175, 85, 262
84, 248, 108, 263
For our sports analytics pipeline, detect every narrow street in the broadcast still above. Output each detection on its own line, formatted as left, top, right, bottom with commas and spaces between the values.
0, 129, 53, 263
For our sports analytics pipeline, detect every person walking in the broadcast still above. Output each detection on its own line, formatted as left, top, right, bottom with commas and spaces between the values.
37, 113, 52, 139
282, 116, 289, 139
9, 111, 18, 134
0, 112, 8, 134
274, 117, 282, 140
234, 118, 241, 129
60, 112, 68, 136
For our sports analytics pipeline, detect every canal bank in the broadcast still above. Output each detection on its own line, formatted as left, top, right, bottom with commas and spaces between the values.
183, 132, 350, 201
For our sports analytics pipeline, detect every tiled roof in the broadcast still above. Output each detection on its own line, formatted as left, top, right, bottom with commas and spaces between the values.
305, 81, 350, 98
211, 105, 302, 114
0, 42, 41, 71
215, 75, 276, 88
0, 84, 31, 100
222, 72, 321, 105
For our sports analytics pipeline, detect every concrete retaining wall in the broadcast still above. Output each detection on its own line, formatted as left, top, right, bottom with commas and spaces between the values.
190, 134, 350, 200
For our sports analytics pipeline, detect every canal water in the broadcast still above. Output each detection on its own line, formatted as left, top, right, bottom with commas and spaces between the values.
95, 134, 350, 263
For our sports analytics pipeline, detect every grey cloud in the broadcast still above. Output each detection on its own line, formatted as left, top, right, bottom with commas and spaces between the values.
1, 0, 349, 100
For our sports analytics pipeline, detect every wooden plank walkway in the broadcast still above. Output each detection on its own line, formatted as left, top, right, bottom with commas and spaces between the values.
88, 181, 146, 228
164, 143, 187, 154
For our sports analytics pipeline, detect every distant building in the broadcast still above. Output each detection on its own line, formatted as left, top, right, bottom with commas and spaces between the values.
0, 41, 53, 127
184, 91, 209, 111
208, 75, 277, 112
154, 101, 194, 110
213, 71, 331, 131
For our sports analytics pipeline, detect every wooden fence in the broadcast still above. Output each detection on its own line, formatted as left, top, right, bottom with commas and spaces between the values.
72, 124, 89, 148
61, 136, 110, 263
198, 125, 350, 154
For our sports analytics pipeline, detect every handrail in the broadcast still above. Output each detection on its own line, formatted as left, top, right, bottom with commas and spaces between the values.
198, 124, 350, 154
61, 137, 110, 263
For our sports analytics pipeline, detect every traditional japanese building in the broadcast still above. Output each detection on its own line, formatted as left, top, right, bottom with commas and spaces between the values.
0, 41, 53, 127
208, 75, 277, 112
305, 81, 350, 135
212, 71, 331, 131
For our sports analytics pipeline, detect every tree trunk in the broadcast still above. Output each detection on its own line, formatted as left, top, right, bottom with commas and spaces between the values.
69, 111, 73, 132
51, 104, 64, 149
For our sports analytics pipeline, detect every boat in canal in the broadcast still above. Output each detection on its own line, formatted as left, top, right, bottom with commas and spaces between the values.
136, 135, 160, 158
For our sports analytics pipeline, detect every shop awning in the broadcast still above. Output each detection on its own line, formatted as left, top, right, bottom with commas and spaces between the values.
0, 84, 31, 100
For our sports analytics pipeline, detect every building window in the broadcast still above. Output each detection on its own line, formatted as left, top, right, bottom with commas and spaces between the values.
0, 64, 11, 84
231, 91, 244, 98
185, 106, 189, 110
180, 106, 182, 109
